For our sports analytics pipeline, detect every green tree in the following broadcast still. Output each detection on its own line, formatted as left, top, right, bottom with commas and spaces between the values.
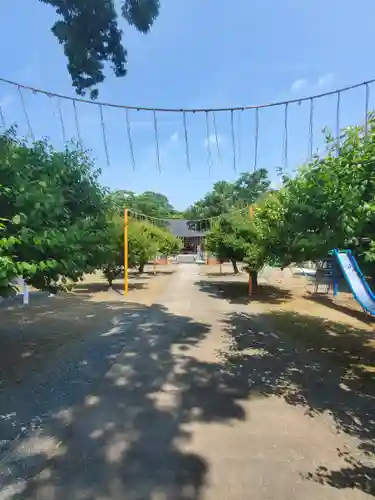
129, 220, 182, 272
205, 213, 255, 275
109, 190, 180, 219
128, 220, 158, 273
185, 169, 270, 220
269, 121, 375, 273
233, 169, 271, 206
0, 131, 110, 294
40, 0, 160, 98
101, 214, 124, 288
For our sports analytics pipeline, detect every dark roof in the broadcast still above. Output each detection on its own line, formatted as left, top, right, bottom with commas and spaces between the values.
167, 219, 206, 238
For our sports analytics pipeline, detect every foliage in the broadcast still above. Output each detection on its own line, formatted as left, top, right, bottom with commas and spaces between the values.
109, 190, 180, 219
101, 215, 124, 287
100, 216, 182, 282
128, 220, 182, 272
0, 131, 110, 294
263, 120, 375, 272
39, 0, 160, 97
205, 213, 260, 274
185, 169, 270, 219
146, 223, 183, 257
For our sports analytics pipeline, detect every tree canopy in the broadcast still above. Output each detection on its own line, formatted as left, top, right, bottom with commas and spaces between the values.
2, 109, 375, 296
40, 0, 160, 98
109, 189, 181, 219
204, 118, 375, 283
0, 130, 110, 295
0, 129, 183, 295
185, 169, 270, 220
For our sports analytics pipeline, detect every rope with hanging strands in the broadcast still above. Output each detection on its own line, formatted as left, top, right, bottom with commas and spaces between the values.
126, 206, 249, 227
2, 75, 374, 112
230, 110, 236, 172
1, 74, 374, 176
282, 103, 289, 172
212, 111, 222, 165
126, 108, 136, 171
99, 104, 110, 166
183, 111, 191, 171
17, 86, 34, 141
254, 108, 259, 172
336, 91, 341, 156
365, 84, 370, 140
72, 99, 82, 146
205, 111, 212, 175
237, 109, 242, 169
0, 103, 5, 129
57, 98, 66, 144
153, 110, 161, 172
308, 98, 314, 159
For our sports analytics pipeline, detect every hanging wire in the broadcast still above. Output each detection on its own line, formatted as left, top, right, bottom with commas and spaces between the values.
128, 205, 247, 224
183, 111, 191, 171
205, 111, 212, 175
308, 98, 314, 159
72, 99, 82, 146
237, 109, 242, 168
212, 111, 222, 164
336, 91, 341, 156
153, 110, 161, 172
18, 86, 34, 141
0, 103, 5, 130
364, 83, 370, 140
2, 75, 375, 113
57, 97, 66, 144
230, 110, 237, 172
48, 95, 61, 143
254, 108, 259, 172
126, 108, 136, 171
99, 104, 110, 166
282, 103, 289, 172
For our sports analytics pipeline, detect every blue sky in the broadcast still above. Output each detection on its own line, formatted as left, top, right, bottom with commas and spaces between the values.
1, 0, 374, 209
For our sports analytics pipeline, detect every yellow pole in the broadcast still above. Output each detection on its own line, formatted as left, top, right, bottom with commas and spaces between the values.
124, 208, 128, 296
249, 205, 254, 219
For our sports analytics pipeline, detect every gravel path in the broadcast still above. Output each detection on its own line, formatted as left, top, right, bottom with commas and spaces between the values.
1, 264, 373, 499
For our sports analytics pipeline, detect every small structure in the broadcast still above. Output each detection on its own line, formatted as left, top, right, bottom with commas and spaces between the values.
167, 220, 206, 254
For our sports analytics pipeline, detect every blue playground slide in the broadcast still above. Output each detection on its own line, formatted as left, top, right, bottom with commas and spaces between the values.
333, 249, 375, 316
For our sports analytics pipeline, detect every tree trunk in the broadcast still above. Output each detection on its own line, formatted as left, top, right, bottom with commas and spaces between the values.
107, 275, 113, 289
250, 270, 258, 290
138, 263, 145, 274
230, 259, 239, 274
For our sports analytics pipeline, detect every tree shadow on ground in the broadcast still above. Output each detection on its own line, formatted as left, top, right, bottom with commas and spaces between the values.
73, 281, 146, 295
140, 269, 177, 276
306, 294, 375, 325
222, 310, 375, 496
204, 272, 242, 278
1, 299, 250, 500
197, 280, 293, 305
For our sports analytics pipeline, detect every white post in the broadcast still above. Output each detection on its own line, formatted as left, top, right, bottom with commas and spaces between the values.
23, 279, 29, 305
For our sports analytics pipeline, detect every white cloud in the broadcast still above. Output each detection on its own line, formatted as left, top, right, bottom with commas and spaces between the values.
290, 78, 308, 93
203, 133, 223, 147
318, 73, 334, 87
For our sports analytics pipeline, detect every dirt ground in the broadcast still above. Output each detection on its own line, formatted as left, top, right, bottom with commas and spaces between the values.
2, 263, 374, 499
0, 265, 176, 390
200, 263, 375, 389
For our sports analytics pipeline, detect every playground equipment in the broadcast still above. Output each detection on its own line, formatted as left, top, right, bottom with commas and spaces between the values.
333, 249, 375, 316
312, 250, 375, 316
